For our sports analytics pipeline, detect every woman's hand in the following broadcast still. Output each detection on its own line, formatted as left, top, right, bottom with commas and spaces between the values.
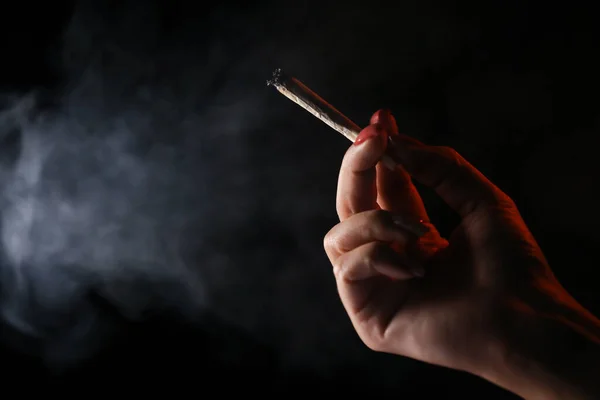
323, 109, 600, 399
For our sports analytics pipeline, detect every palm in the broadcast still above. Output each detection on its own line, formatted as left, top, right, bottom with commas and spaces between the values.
346, 222, 498, 370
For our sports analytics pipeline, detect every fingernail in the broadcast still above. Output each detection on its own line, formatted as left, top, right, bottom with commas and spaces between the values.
354, 126, 381, 146
391, 215, 430, 237
371, 109, 390, 124
378, 109, 392, 124
371, 109, 397, 133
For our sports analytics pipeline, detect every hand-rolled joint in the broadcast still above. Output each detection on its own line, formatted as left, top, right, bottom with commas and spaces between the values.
267, 68, 397, 170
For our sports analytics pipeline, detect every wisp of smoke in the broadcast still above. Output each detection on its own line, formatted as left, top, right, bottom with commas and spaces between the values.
0, 83, 210, 364
0, 0, 469, 377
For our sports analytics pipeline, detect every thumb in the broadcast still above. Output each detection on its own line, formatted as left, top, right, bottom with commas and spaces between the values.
389, 135, 512, 217
336, 124, 389, 221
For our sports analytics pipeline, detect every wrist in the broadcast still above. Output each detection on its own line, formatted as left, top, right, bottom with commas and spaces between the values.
475, 300, 600, 399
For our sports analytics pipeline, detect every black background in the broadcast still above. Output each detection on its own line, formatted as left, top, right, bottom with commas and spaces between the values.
1, 0, 599, 397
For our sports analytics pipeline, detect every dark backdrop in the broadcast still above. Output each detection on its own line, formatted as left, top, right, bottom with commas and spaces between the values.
1, 0, 599, 397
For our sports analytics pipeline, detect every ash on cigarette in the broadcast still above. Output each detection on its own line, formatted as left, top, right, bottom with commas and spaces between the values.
266, 68, 285, 87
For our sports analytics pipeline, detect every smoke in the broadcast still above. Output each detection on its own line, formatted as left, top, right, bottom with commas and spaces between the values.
0, 67, 208, 363
0, 0, 473, 375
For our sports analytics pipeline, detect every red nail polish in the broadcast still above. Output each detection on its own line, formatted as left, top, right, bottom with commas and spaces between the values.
354, 127, 380, 146
370, 109, 391, 125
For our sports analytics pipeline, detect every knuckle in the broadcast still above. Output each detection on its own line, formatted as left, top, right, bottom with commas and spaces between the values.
363, 340, 381, 352
361, 334, 385, 352
323, 225, 342, 257
487, 193, 519, 215
323, 230, 332, 251
331, 258, 344, 279
361, 243, 378, 268
368, 209, 392, 228
503, 196, 518, 210
431, 145, 467, 187
356, 312, 390, 353
333, 252, 349, 280
436, 145, 459, 158
435, 146, 464, 168
337, 244, 376, 282
366, 210, 394, 238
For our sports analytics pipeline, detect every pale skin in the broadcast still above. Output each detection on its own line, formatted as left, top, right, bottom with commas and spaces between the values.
324, 109, 600, 399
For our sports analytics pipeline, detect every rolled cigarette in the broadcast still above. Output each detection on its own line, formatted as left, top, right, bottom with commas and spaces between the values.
267, 68, 397, 170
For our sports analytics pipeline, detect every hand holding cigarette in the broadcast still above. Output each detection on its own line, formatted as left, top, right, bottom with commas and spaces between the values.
319, 109, 600, 399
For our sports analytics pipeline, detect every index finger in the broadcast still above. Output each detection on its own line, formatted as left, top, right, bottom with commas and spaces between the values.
336, 124, 388, 221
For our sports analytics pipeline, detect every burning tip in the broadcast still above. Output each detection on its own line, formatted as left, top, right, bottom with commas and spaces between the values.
266, 68, 286, 87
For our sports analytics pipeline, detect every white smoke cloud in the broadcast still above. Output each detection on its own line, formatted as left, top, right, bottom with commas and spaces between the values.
0, 0, 468, 376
